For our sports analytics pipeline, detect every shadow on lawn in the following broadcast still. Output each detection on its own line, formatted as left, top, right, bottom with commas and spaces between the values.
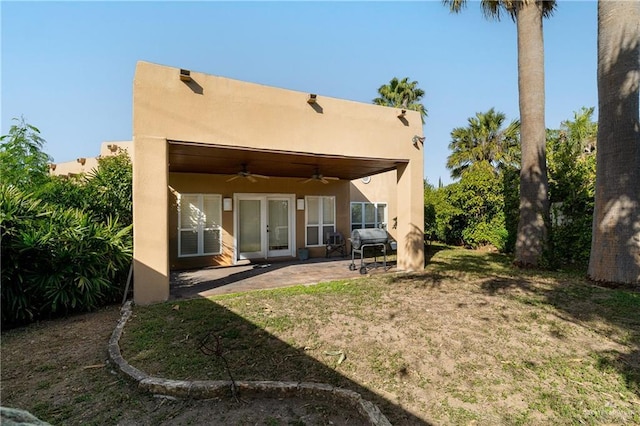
423, 243, 447, 266
424, 246, 513, 275
479, 275, 640, 397
123, 297, 431, 425
171, 261, 294, 295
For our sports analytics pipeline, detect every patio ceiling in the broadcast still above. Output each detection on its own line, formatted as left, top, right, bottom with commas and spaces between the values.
168, 141, 407, 180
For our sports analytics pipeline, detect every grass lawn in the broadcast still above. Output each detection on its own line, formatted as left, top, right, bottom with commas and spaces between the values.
2, 245, 639, 425
119, 246, 640, 425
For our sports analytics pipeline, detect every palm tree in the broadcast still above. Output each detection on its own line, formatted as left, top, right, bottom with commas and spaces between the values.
373, 77, 428, 123
559, 107, 598, 156
443, 0, 556, 267
588, 1, 640, 285
446, 108, 520, 178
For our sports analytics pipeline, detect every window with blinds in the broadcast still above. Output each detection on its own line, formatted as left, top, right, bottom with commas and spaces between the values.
350, 202, 387, 231
305, 196, 335, 246
178, 194, 222, 257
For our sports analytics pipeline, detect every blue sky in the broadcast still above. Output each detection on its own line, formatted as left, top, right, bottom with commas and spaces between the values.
1, 1, 597, 186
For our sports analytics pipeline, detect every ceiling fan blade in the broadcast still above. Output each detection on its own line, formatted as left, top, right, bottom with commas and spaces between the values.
320, 178, 329, 184
300, 178, 313, 184
226, 175, 240, 182
247, 175, 257, 183
324, 176, 340, 181
252, 174, 270, 179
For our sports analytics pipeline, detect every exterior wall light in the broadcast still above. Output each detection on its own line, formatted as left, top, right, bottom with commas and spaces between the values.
223, 198, 233, 211
180, 69, 192, 82
397, 109, 407, 118
49, 163, 57, 171
307, 94, 317, 104
77, 157, 86, 165
297, 199, 305, 210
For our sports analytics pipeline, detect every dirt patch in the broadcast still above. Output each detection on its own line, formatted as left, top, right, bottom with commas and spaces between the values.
1, 306, 368, 425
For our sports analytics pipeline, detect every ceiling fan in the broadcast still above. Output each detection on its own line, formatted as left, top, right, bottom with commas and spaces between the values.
226, 164, 270, 183
301, 168, 340, 184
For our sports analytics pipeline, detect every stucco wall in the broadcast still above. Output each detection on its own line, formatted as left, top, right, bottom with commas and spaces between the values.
350, 170, 399, 234
99, 141, 134, 160
49, 157, 99, 177
49, 141, 133, 177
133, 62, 422, 161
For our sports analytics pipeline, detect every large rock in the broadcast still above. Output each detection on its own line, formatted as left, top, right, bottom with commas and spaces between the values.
0, 407, 51, 426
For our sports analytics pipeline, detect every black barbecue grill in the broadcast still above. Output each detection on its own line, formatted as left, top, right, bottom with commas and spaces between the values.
349, 228, 389, 274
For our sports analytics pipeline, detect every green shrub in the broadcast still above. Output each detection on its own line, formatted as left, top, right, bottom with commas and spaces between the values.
445, 163, 508, 250
546, 108, 597, 268
462, 213, 508, 251
1, 185, 132, 327
0, 117, 51, 192
0, 186, 46, 323
84, 151, 133, 226
35, 174, 87, 211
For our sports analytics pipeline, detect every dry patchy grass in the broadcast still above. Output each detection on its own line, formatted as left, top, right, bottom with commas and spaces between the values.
3, 246, 639, 425
120, 247, 640, 425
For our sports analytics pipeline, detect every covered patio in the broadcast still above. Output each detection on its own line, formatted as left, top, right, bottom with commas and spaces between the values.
133, 61, 424, 305
170, 256, 398, 300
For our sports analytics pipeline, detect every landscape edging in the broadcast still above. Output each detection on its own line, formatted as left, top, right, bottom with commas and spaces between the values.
109, 300, 392, 426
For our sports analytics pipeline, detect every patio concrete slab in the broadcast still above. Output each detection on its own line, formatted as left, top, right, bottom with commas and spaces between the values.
170, 257, 396, 300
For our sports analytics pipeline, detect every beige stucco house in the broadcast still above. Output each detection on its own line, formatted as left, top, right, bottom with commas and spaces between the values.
133, 61, 424, 305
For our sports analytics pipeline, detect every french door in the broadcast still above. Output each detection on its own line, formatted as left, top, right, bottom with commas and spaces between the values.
235, 194, 295, 260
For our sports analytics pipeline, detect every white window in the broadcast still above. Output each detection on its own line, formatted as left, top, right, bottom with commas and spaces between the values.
178, 194, 222, 257
350, 202, 387, 231
305, 196, 335, 246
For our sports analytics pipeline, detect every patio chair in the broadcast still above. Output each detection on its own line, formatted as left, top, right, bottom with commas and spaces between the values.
325, 231, 347, 258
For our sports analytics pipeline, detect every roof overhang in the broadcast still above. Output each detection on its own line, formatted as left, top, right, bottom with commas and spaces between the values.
168, 141, 407, 181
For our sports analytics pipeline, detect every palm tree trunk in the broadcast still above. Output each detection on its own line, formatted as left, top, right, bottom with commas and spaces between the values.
514, 1, 550, 267
588, 1, 640, 285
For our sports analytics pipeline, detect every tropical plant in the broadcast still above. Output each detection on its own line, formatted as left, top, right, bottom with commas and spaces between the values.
443, 0, 556, 268
0, 185, 132, 327
446, 108, 520, 179
425, 162, 510, 249
36, 174, 87, 211
560, 106, 598, 156
588, 1, 640, 285
447, 162, 509, 250
501, 164, 520, 253
424, 180, 462, 244
373, 77, 428, 123
84, 150, 133, 226
0, 117, 52, 190
424, 180, 441, 241
547, 108, 597, 268
0, 185, 47, 323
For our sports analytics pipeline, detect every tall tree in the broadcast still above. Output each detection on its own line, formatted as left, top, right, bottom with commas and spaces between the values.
373, 77, 428, 123
443, 0, 556, 267
446, 108, 520, 178
588, 1, 640, 285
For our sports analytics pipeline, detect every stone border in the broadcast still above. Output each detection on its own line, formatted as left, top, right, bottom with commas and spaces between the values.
109, 301, 391, 426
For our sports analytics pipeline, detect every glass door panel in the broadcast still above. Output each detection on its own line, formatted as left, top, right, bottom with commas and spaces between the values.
236, 195, 294, 261
238, 199, 263, 258
268, 199, 289, 256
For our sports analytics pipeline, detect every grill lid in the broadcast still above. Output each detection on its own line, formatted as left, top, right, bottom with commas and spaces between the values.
350, 228, 388, 249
